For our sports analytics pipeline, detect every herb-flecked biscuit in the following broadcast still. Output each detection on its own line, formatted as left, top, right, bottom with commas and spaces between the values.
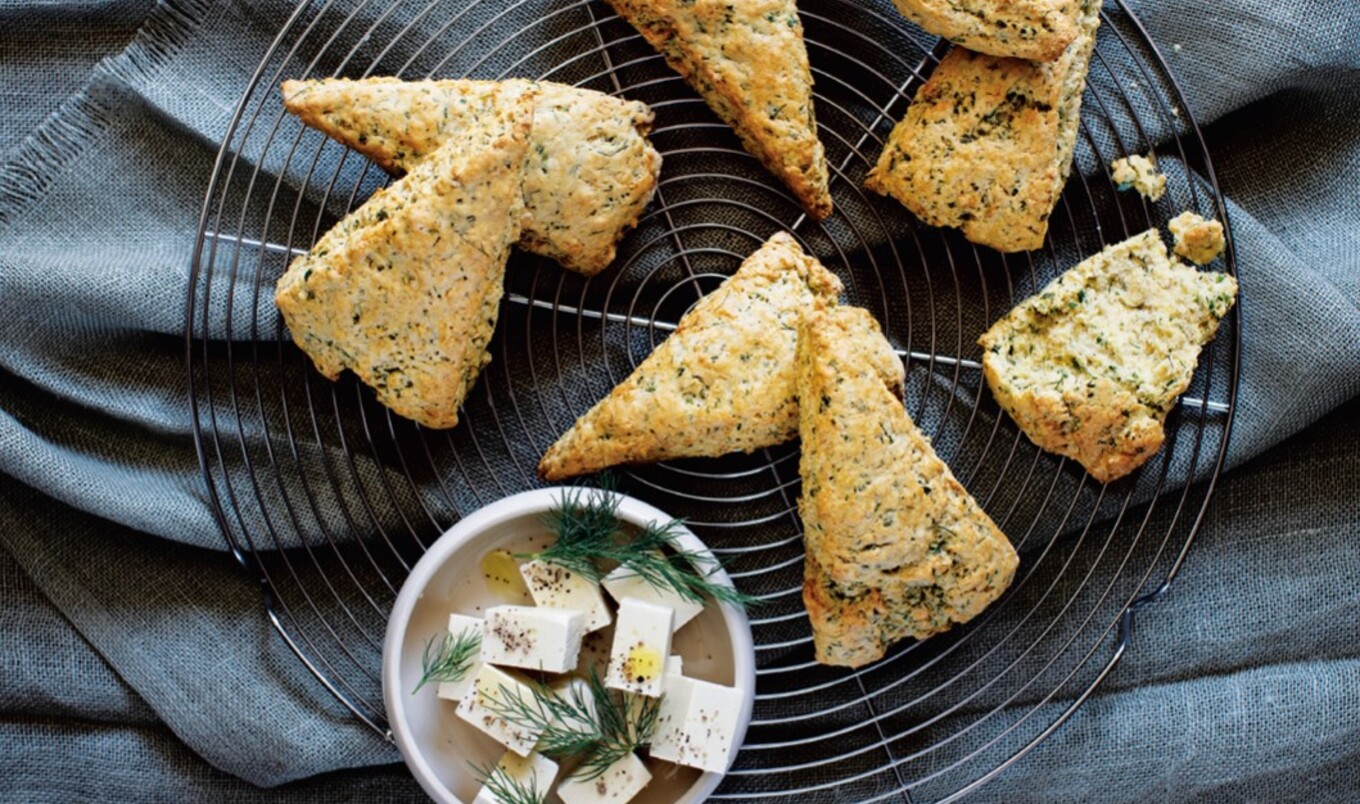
865, 0, 1100, 253
798, 306, 1018, 668
889, 0, 1077, 61
978, 230, 1238, 483
538, 232, 842, 481
601, 0, 832, 220
274, 85, 535, 429
281, 78, 661, 276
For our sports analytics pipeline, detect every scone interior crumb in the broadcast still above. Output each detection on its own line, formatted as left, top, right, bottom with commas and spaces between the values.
1168, 210, 1226, 265
977, 229, 1237, 482
1110, 153, 1167, 202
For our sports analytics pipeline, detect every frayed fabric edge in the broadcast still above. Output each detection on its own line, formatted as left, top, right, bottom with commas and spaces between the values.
0, 0, 212, 232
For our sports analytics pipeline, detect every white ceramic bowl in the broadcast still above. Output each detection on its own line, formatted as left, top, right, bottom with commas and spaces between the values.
383, 487, 757, 804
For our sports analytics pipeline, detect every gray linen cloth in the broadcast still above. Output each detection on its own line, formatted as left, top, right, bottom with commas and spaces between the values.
0, 0, 1357, 800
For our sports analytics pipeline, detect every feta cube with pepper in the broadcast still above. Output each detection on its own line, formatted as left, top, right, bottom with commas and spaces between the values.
557, 751, 652, 804
455, 664, 544, 757
605, 598, 674, 697
481, 605, 585, 674
602, 565, 704, 630
520, 559, 612, 632
436, 613, 484, 702
649, 674, 745, 773
472, 750, 559, 804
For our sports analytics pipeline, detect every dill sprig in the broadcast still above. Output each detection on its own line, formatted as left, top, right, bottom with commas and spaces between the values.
572, 671, 661, 780
530, 484, 623, 581
469, 760, 545, 804
482, 669, 661, 781
413, 626, 480, 694
612, 519, 760, 608
526, 485, 760, 610
484, 676, 600, 760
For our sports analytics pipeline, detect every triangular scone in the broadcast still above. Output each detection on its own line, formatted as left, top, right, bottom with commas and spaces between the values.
799, 306, 1018, 668
538, 232, 842, 481
602, 0, 832, 220
274, 85, 535, 429
889, 0, 1077, 61
978, 230, 1238, 483
281, 78, 661, 276
865, 0, 1100, 252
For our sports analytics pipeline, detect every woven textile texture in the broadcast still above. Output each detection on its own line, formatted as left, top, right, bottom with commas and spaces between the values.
0, 0, 1357, 800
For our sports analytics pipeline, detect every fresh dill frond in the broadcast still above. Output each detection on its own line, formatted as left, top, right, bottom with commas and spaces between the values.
470, 760, 545, 804
615, 519, 762, 608
531, 484, 621, 581
587, 668, 628, 747
480, 669, 661, 781
413, 626, 480, 694
569, 739, 636, 782
526, 486, 761, 610
613, 672, 662, 759
565, 670, 663, 781
485, 677, 601, 759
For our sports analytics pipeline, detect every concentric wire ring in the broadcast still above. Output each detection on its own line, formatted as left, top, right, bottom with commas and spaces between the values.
186, 0, 1240, 799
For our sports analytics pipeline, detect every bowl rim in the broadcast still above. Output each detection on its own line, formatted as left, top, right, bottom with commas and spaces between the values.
382, 486, 758, 804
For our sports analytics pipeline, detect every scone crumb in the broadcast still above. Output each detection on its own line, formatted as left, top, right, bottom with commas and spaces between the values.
1110, 154, 1167, 201
977, 229, 1237, 483
1168, 211, 1226, 264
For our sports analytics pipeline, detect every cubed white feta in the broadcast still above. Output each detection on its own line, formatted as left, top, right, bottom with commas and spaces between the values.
482, 605, 585, 674
455, 664, 545, 757
626, 655, 684, 714
602, 565, 704, 630
649, 673, 696, 764
557, 751, 652, 804
436, 613, 485, 702
648, 675, 745, 773
605, 598, 674, 698
520, 559, 612, 632
472, 750, 559, 804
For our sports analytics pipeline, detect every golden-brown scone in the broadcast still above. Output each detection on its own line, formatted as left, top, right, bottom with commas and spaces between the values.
798, 306, 1018, 668
280, 77, 661, 276
538, 232, 842, 481
865, 0, 1101, 253
601, 0, 832, 220
978, 230, 1238, 483
889, 0, 1077, 61
273, 85, 535, 429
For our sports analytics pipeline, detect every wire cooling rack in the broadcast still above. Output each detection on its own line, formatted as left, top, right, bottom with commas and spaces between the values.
186, 0, 1240, 799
